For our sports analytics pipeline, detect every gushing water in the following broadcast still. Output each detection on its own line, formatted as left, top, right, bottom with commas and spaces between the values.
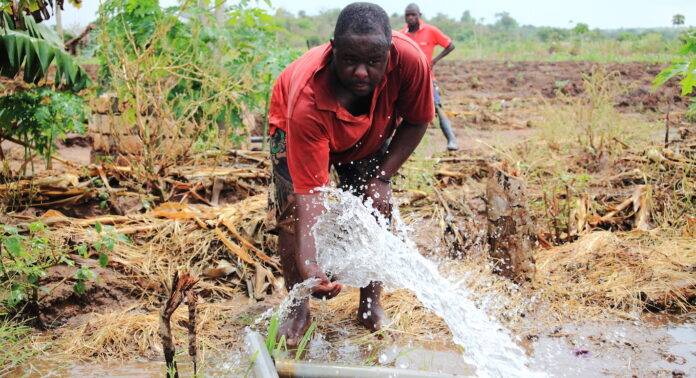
255, 278, 319, 326
312, 188, 541, 377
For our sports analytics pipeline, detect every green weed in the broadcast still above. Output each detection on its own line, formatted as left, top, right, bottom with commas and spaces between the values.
0, 318, 35, 375
294, 321, 317, 360
263, 311, 317, 362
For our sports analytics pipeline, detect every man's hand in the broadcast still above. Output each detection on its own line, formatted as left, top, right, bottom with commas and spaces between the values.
366, 177, 392, 218
300, 262, 342, 299
432, 42, 455, 67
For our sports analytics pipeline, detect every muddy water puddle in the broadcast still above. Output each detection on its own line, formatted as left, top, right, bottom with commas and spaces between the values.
530, 321, 695, 377
17, 320, 692, 377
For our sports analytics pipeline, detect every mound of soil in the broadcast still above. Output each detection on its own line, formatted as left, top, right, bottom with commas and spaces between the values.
36, 259, 141, 328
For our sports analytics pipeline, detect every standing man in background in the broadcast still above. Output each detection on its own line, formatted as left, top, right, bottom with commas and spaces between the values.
402, 3, 459, 151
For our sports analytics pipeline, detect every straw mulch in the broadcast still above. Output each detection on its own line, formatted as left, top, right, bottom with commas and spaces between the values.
534, 231, 696, 319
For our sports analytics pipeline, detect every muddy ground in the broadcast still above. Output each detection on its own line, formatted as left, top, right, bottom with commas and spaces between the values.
5, 61, 695, 377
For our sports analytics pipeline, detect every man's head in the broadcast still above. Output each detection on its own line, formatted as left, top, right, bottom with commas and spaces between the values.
404, 3, 421, 29
331, 2, 391, 97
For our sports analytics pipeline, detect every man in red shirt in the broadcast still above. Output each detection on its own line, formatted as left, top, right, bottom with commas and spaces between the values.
268, 2, 434, 345
402, 3, 459, 151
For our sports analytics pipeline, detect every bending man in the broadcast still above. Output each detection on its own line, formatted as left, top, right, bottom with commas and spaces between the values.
268, 2, 434, 345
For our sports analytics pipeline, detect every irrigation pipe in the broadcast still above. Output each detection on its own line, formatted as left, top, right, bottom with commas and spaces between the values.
245, 330, 279, 378
275, 359, 462, 378
245, 331, 464, 378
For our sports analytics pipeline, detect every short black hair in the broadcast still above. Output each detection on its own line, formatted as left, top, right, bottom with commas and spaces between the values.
333, 2, 391, 47
405, 3, 421, 14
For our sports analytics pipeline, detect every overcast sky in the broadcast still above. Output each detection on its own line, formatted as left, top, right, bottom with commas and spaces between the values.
52, 0, 696, 30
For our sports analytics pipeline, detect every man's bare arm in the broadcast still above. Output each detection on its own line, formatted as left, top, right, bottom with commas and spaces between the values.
378, 120, 429, 180
295, 193, 342, 298
432, 42, 455, 66
368, 120, 429, 216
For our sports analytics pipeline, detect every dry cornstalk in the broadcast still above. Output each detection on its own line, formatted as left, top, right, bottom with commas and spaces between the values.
159, 271, 198, 378
186, 289, 198, 376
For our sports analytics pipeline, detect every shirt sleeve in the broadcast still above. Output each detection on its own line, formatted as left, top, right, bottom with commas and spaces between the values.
268, 70, 289, 135
395, 40, 435, 125
286, 110, 331, 194
432, 26, 452, 48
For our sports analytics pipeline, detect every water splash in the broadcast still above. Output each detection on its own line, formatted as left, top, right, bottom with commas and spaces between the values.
312, 188, 541, 377
255, 278, 319, 326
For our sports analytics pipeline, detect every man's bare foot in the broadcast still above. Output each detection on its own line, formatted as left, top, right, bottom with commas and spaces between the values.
358, 282, 389, 333
278, 299, 311, 347
358, 296, 388, 332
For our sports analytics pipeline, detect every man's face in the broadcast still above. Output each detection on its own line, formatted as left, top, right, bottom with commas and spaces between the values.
405, 9, 420, 28
332, 33, 390, 97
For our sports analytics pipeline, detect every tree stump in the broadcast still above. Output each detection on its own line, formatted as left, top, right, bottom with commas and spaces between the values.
485, 167, 536, 284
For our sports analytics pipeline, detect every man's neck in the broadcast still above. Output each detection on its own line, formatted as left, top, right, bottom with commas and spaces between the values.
328, 62, 371, 116
408, 22, 420, 33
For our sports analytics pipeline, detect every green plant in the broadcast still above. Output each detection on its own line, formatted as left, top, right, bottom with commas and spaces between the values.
0, 9, 90, 90
294, 321, 316, 360
73, 222, 129, 294
0, 318, 35, 375
655, 30, 696, 120
96, 0, 297, 175
262, 311, 316, 361
265, 312, 282, 355
0, 222, 51, 309
0, 87, 87, 171
0, 221, 128, 310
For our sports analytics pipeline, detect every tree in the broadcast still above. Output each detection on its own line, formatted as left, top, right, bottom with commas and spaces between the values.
461, 10, 474, 24
494, 12, 517, 30
0, 2, 89, 173
672, 14, 685, 27
573, 23, 590, 35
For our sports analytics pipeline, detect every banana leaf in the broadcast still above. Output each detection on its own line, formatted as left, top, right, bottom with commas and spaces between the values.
0, 12, 90, 91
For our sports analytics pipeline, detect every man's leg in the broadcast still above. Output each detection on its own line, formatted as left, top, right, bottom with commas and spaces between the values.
270, 130, 311, 346
434, 82, 459, 151
335, 155, 389, 332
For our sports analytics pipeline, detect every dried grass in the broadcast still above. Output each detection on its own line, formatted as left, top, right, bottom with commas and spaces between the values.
50, 302, 235, 362
315, 289, 451, 345
23, 192, 273, 362
534, 231, 696, 319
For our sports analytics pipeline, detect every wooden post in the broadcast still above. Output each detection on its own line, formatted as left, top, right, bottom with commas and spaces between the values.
55, 4, 64, 41
485, 167, 536, 284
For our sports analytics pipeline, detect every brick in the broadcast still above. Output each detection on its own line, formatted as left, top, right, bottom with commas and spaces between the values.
117, 135, 143, 155
91, 133, 112, 152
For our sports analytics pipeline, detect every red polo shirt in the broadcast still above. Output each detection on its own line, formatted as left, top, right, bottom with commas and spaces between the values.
401, 21, 452, 64
268, 32, 434, 194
